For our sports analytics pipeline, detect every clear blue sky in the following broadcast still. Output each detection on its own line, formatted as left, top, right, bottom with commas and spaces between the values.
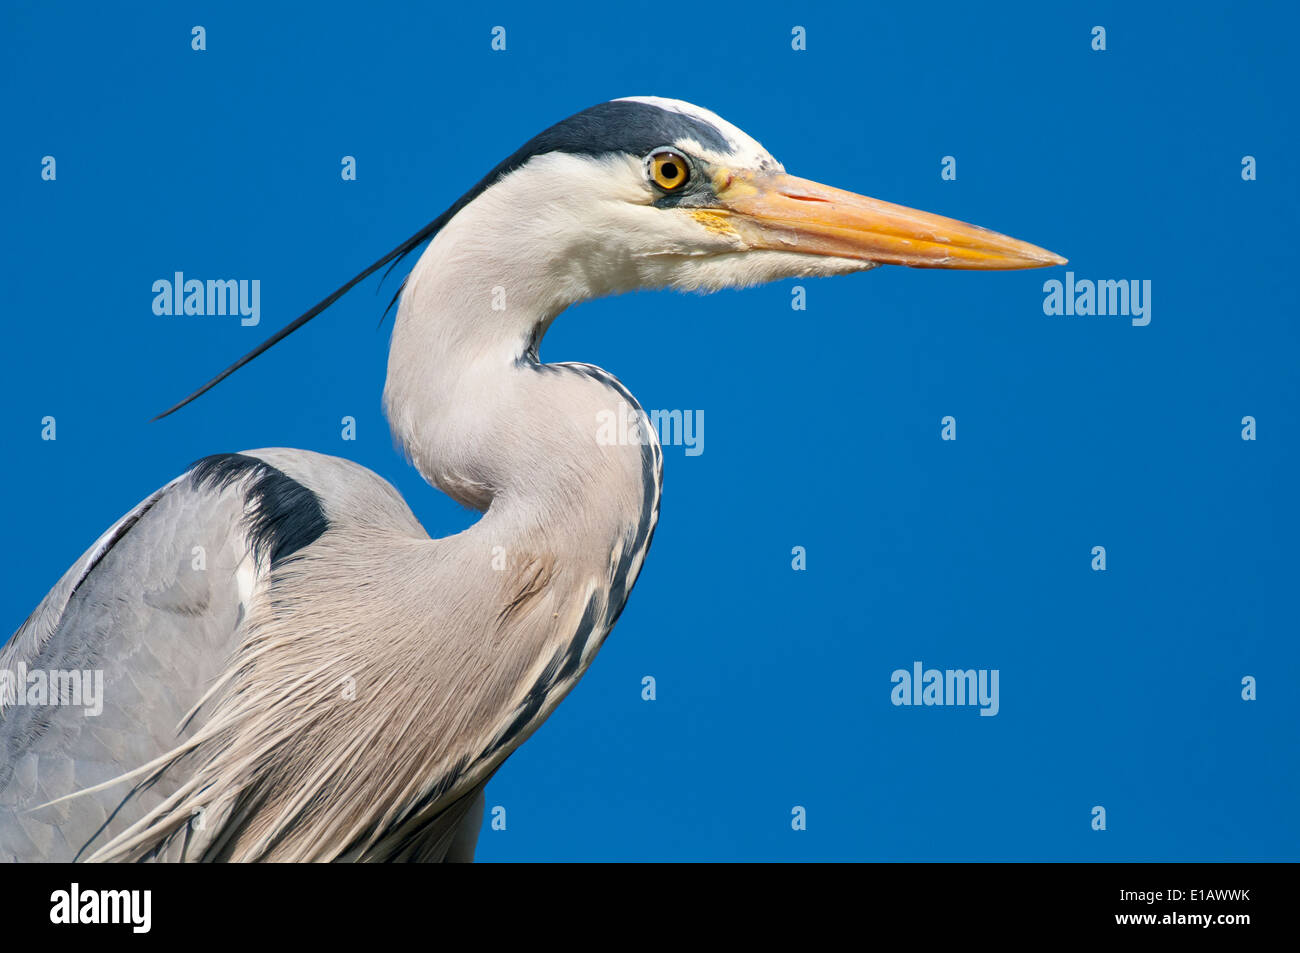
2, 1, 1295, 860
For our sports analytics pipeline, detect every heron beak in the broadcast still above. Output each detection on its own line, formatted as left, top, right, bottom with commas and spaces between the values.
712, 171, 1066, 270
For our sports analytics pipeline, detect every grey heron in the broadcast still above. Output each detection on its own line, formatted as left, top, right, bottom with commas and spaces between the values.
0, 97, 1063, 862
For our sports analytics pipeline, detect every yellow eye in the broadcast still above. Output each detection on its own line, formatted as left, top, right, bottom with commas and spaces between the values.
649, 150, 690, 190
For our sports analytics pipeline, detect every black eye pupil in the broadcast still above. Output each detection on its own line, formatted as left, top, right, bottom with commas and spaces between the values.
662, 162, 678, 179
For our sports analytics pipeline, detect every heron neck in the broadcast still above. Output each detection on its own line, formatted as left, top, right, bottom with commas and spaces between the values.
381, 240, 659, 556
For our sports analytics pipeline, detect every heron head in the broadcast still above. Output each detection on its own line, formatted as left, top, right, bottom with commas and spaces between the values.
447, 96, 1065, 302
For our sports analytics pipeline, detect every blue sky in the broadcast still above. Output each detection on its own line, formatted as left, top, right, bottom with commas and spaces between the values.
2, 1, 1296, 860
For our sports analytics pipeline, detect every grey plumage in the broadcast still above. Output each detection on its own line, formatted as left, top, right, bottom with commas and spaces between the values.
4, 422, 658, 861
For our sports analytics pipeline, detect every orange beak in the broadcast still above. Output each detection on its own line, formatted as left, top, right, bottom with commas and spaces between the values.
713, 171, 1065, 270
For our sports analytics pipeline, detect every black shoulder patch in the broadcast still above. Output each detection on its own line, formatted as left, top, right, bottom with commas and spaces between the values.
189, 453, 328, 567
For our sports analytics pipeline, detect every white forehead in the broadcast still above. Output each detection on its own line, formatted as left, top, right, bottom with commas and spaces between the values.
616, 96, 783, 172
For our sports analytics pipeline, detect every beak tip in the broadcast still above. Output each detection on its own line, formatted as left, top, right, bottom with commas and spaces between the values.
1030, 249, 1067, 268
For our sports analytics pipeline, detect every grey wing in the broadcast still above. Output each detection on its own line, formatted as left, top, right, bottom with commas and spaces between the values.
0, 457, 283, 862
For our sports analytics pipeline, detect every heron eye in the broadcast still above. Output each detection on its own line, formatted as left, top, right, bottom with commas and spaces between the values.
649, 150, 690, 191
